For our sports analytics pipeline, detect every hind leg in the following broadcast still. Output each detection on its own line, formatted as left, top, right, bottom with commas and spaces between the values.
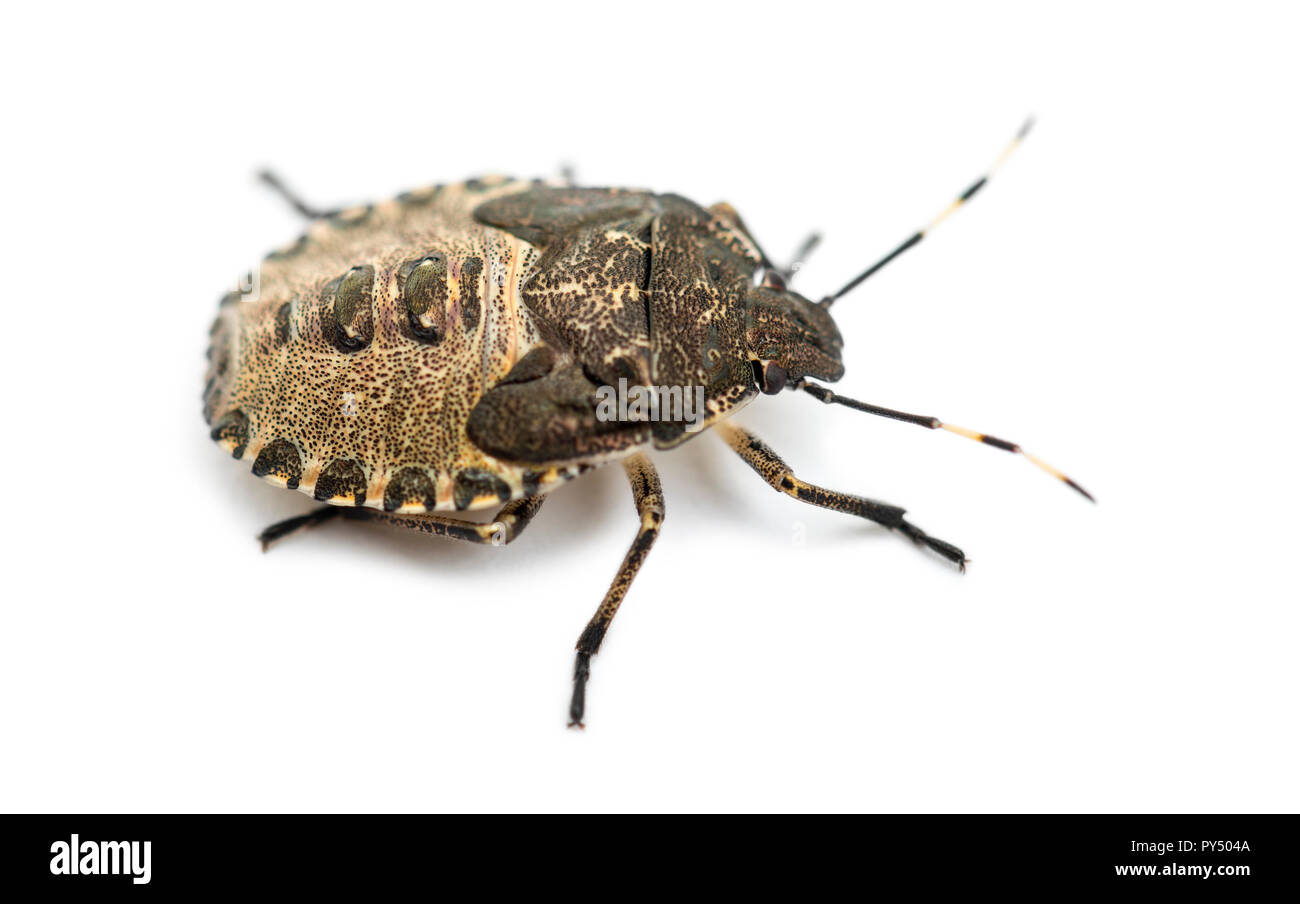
257, 496, 546, 551
568, 454, 665, 728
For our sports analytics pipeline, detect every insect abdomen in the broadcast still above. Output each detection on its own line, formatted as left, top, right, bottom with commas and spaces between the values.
204, 178, 586, 512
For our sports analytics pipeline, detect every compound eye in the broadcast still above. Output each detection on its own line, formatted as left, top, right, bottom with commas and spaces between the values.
759, 360, 788, 394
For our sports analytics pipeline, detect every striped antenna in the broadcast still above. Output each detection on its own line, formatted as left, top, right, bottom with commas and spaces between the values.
797, 379, 1094, 502
821, 117, 1035, 307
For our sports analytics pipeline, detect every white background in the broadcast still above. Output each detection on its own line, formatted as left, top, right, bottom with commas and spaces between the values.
2, 2, 1296, 813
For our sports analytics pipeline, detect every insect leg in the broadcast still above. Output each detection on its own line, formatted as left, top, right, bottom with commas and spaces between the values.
257, 496, 546, 551
257, 170, 340, 220
716, 422, 967, 570
257, 507, 345, 551
350, 496, 547, 545
568, 454, 664, 729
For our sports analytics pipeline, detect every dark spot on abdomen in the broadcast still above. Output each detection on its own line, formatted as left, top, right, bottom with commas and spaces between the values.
252, 438, 303, 489
323, 265, 375, 352
522, 469, 546, 495
453, 468, 511, 510
314, 458, 368, 506
210, 410, 250, 458
265, 234, 309, 261
383, 467, 437, 512
398, 254, 448, 344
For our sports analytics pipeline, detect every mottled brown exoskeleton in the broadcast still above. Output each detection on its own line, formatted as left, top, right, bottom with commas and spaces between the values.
205, 122, 1090, 726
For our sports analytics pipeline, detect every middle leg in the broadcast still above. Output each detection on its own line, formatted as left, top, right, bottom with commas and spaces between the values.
568, 453, 665, 728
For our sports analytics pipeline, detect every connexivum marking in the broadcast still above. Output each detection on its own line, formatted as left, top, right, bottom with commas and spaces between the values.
203, 118, 1089, 726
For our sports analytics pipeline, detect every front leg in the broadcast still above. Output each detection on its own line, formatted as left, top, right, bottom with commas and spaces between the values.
569, 454, 665, 728
716, 422, 966, 570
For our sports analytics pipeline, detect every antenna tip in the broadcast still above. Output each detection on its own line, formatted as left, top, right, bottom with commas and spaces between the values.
1064, 477, 1096, 503
1017, 116, 1036, 141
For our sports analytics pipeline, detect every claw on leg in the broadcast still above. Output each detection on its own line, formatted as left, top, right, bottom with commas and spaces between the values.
568, 651, 591, 729
257, 507, 343, 551
566, 455, 663, 728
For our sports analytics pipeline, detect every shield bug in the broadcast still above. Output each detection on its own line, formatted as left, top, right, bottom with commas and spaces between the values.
204, 119, 1090, 726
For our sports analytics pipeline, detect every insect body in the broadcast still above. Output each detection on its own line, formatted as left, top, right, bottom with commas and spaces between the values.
205, 122, 1089, 726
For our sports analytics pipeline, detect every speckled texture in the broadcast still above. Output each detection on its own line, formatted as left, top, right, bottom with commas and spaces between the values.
205, 177, 591, 512
204, 177, 844, 513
